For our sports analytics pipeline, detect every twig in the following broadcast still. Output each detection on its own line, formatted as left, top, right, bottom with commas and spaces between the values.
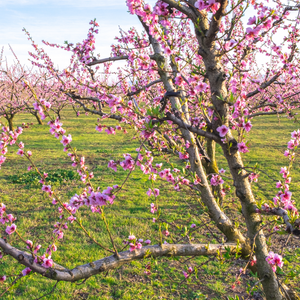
34, 281, 59, 300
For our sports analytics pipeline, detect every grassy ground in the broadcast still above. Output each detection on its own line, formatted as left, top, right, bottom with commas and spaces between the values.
0, 110, 299, 299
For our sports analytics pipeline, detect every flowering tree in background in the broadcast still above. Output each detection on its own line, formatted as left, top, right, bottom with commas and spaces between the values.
1, 0, 300, 299
0, 52, 28, 131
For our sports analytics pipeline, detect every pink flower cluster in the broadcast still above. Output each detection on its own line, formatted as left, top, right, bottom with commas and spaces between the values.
195, 0, 220, 14
147, 188, 159, 197
66, 186, 117, 215
258, 131, 300, 216
210, 174, 224, 186
33, 98, 51, 120
122, 234, 151, 252
0, 203, 17, 235
266, 252, 283, 272
0, 126, 23, 169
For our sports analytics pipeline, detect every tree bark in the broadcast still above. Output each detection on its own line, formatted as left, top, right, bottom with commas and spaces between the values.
5, 115, 14, 131
34, 112, 43, 125
204, 137, 225, 206
0, 238, 236, 282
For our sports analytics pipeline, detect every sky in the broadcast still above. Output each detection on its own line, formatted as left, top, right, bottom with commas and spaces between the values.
0, 0, 293, 71
0, 0, 157, 69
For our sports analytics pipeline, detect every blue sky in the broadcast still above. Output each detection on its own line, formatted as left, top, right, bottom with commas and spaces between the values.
0, 1, 290, 70
0, 0, 157, 69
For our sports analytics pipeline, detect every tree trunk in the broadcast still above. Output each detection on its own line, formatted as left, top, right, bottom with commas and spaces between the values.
34, 113, 43, 125
197, 37, 284, 300
6, 115, 14, 131
204, 137, 225, 206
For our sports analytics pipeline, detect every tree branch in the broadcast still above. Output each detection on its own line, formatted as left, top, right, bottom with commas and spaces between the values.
260, 207, 300, 236
127, 79, 162, 97
161, 0, 198, 21
205, 0, 228, 46
0, 238, 236, 282
65, 93, 122, 121
165, 112, 221, 143
87, 56, 129, 66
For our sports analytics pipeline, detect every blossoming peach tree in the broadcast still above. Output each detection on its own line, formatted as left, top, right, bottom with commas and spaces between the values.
1, 0, 300, 299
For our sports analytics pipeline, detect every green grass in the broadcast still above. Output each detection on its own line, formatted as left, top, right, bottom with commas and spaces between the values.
0, 110, 299, 299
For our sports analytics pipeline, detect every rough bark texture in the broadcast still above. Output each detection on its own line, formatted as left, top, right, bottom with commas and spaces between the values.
203, 137, 224, 206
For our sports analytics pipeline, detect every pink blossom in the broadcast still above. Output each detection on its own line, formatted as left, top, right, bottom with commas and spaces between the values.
248, 173, 259, 183
5, 224, 17, 235
216, 125, 228, 137
276, 181, 282, 188
129, 243, 136, 252
162, 230, 170, 237
0, 156, 6, 165
42, 185, 52, 193
291, 130, 300, 139
146, 188, 152, 197
128, 234, 136, 241
42, 257, 54, 268
107, 160, 117, 172
22, 267, 32, 276
243, 121, 252, 132
150, 203, 157, 214
0, 275, 6, 282
195, 0, 208, 11
208, 0, 220, 14
33, 244, 41, 254
247, 16, 256, 25
280, 190, 292, 202
246, 26, 261, 40
26, 240, 33, 249
61, 134, 72, 146
179, 152, 189, 160
219, 168, 226, 174
191, 223, 196, 228
136, 242, 142, 250
238, 142, 249, 153
266, 252, 283, 272
210, 174, 224, 186
280, 167, 289, 178
7, 214, 16, 222
105, 127, 116, 135
17, 149, 24, 156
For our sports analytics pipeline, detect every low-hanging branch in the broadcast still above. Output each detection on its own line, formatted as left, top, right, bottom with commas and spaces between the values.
0, 238, 237, 282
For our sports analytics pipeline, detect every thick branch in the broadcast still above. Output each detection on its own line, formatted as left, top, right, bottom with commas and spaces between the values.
260, 207, 300, 236
248, 111, 286, 118
246, 74, 281, 99
205, 0, 228, 46
161, 0, 198, 21
165, 112, 221, 143
127, 79, 162, 97
0, 239, 236, 282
